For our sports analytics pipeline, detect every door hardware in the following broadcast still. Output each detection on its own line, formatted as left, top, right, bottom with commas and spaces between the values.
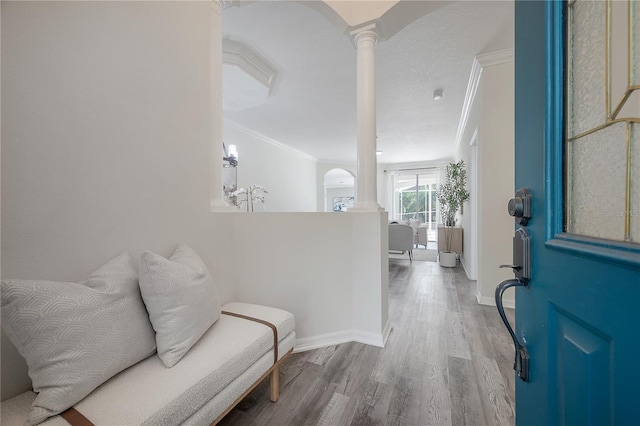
495, 190, 534, 382
496, 279, 529, 382
508, 188, 532, 226
496, 228, 531, 381
500, 227, 531, 283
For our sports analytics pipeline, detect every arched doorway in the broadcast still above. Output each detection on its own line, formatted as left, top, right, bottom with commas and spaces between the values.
324, 168, 355, 212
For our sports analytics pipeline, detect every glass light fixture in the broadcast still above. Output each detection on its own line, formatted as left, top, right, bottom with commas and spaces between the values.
228, 144, 238, 161
223, 143, 238, 204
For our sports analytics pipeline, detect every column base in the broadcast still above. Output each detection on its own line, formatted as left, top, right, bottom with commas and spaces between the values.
210, 199, 237, 212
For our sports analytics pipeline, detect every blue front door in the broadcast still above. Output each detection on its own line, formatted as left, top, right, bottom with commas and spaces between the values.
514, 0, 640, 424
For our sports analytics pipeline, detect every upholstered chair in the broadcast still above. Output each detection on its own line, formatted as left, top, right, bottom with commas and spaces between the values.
388, 223, 414, 261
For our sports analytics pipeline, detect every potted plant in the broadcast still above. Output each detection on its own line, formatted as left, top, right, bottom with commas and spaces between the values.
436, 160, 470, 267
233, 184, 268, 212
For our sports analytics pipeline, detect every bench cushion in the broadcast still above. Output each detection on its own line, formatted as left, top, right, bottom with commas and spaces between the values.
182, 331, 295, 425
1, 302, 295, 426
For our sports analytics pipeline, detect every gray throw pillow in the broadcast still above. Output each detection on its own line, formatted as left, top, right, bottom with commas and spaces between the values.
139, 244, 221, 368
1, 253, 157, 426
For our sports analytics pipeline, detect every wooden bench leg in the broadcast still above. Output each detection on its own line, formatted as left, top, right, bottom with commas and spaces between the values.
269, 366, 280, 402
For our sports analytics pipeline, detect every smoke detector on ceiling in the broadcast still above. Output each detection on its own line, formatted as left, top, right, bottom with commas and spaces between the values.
433, 88, 443, 101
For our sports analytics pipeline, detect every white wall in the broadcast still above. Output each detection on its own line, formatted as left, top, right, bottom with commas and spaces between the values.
1, 0, 236, 400
231, 212, 389, 350
377, 164, 387, 211
1, 1, 389, 400
224, 123, 317, 212
1, 0, 235, 279
456, 90, 482, 280
456, 56, 515, 307
477, 60, 515, 308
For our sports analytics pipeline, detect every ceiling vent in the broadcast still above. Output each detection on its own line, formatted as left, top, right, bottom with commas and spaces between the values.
222, 39, 277, 111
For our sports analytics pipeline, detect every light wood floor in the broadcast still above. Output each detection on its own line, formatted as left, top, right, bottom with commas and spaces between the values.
219, 260, 516, 426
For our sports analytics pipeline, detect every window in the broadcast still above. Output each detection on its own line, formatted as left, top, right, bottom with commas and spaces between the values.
393, 172, 438, 241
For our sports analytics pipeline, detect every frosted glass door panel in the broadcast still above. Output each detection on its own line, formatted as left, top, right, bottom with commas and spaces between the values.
567, 0, 639, 244
569, 0, 607, 137
611, 0, 640, 120
569, 123, 627, 239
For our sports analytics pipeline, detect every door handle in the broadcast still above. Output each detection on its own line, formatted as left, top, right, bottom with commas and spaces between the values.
496, 279, 529, 382
495, 189, 533, 382
499, 228, 531, 283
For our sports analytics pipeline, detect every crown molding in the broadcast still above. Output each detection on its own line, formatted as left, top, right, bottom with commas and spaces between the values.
454, 58, 483, 155
224, 120, 318, 162
476, 48, 514, 67
453, 48, 514, 154
382, 160, 448, 173
222, 39, 277, 90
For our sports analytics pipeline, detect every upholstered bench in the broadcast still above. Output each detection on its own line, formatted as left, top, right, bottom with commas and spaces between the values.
1, 302, 295, 425
1, 245, 295, 426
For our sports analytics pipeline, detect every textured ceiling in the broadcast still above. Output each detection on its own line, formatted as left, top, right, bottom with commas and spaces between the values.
222, 1, 514, 165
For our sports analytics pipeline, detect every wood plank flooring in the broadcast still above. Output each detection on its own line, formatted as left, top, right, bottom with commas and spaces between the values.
218, 260, 516, 426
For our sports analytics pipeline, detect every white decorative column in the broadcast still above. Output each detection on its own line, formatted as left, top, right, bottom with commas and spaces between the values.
210, 0, 235, 211
349, 24, 383, 212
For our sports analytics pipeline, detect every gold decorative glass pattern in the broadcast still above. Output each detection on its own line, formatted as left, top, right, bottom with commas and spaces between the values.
633, 125, 640, 239
566, 0, 640, 243
634, 1, 640, 84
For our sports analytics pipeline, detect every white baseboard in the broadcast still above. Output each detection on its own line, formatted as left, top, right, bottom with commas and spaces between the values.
294, 331, 353, 352
460, 257, 471, 279
353, 330, 385, 347
477, 295, 515, 310
294, 327, 386, 353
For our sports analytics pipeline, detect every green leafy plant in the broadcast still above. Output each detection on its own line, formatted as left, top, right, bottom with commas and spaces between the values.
436, 160, 470, 252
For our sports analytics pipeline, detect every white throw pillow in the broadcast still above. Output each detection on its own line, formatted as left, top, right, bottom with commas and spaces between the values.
1, 253, 157, 426
139, 244, 221, 368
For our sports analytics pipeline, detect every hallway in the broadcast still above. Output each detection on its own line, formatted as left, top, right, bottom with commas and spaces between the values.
219, 261, 516, 425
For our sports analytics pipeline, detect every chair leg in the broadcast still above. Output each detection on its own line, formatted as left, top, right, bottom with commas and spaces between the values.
409, 250, 413, 262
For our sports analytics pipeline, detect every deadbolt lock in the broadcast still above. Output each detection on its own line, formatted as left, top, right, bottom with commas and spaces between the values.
508, 188, 532, 226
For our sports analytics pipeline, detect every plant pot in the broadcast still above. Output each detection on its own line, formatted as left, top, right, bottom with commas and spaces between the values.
439, 251, 457, 267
